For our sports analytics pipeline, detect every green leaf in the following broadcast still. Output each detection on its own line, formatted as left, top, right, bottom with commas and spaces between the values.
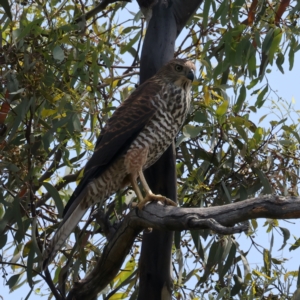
253, 127, 263, 143
239, 185, 248, 200
101, 53, 112, 68
278, 227, 290, 251
232, 0, 245, 23
248, 53, 256, 75
255, 85, 268, 108
235, 125, 248, 142
17, 17, 44, 41
262, 28, 275, 54
43, 182, 64, 217
251, 219, 258, 230
212, 0, 226, 23
221, 181, 231, 203
126, 46, 138, 59
263, 248, 271, 277
220, 242, 236, 278
276, 52, 285, 74
114, 259, 136, 288
0, 162, 19, 172
247, 77, 260, 89
23, 240, 32, 258
235, 39, 249, 66
231, 275, 243, 296
220, 0, 228, 25
216, 287, 229, 299
289, 239, 300, 251
206, 241, 220, 270
259, 114, 267, 123
26, 242, 35, 288
121, 26, 140, 34
289, 46, 294, 71
271, 258, 283, 265
0, 0, 12, 20
53, 45, 65, 62
12, 199, 23, 243
120, 31, 141, 54
216, 100, 228, 117
268, 29, 282, 64
253, 168, 273, 194
191, 230, 205, 261
6, 274, 21, 289
234, 85, 246, 113
0, 207, 12, 236
199, 240, 220, 284
183, 125, 202, 138
194, 148, 217, 165
240, 254, 250, 279
0, 234, 7, 249
71, 113, 81, 132
7, 97, 34, 143
175, 134, 185, 147
43, 115, 71, 149
194, 111, 208, 123
202, 0, 211, 29
281, 125, 300, 144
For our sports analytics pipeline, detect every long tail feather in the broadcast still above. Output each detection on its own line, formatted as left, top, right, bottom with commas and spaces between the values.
43, 201, 87, 269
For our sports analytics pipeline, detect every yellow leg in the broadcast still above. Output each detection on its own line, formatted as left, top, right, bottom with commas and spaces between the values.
137, 171, 177, 209
138, 171, 152, 194
130, 175, 144, 202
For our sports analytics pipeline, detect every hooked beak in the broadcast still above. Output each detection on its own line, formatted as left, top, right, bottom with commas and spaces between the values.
186, 70, 194, 82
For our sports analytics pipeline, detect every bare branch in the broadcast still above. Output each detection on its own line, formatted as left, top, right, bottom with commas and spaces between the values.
66, 194, 300, 299
75, 0, 132, 23
44, 268, 64, 300
171, 0, 203, 35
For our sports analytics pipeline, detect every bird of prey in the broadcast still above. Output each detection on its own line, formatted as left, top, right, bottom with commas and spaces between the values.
43, 58, 195, 267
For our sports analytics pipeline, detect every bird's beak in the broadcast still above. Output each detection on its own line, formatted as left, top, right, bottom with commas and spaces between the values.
186, 70, 194, 82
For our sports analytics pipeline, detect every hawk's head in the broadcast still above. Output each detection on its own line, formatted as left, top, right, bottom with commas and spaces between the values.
157, 59, 196, 89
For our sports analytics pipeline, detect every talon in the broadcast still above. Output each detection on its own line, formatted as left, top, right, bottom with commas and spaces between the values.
137, 193, 176, 210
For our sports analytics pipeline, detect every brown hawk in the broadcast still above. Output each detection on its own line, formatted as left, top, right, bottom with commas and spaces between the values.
43, 58, 195, 267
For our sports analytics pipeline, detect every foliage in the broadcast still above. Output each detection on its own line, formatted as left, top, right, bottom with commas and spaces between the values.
0, 0, 300, 299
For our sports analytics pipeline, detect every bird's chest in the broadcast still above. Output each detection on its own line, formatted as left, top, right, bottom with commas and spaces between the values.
129, 86, 190, 167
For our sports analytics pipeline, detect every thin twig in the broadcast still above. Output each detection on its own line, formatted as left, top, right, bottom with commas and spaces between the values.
75, 0, 132, 23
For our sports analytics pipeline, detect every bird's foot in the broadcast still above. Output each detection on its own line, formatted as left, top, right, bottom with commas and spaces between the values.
137, 193, 176, 210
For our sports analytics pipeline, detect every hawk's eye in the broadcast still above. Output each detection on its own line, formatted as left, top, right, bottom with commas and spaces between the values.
175, 65, 183, 72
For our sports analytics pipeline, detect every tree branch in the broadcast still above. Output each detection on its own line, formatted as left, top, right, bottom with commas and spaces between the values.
75, 0, 131, 23
66, 194, 299, 299
171, 0, 203, 36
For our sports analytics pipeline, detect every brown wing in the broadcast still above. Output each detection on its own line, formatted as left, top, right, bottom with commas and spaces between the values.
63, 79, 162, 215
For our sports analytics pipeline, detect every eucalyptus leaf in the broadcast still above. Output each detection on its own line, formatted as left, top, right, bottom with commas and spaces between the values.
53, 45, 65, 62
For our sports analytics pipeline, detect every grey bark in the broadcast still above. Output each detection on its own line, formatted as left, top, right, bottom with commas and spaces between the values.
138, 1, 177, 298
138, 0, 202, 298
66, 194, 300, 299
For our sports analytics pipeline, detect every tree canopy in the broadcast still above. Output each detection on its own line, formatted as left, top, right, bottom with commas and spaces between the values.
1, 0, 300, 299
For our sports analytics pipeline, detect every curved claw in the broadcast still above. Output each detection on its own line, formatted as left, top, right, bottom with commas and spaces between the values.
138, 193, 177, 210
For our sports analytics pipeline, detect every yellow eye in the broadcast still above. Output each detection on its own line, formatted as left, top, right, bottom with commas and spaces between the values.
175, 65, 183, 72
